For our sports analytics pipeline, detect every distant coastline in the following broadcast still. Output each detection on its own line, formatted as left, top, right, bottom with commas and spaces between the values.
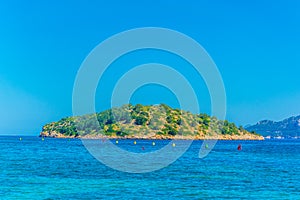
246, 115, 300, 139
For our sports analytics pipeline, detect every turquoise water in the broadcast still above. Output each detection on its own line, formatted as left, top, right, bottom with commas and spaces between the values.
1, 136, 299, 199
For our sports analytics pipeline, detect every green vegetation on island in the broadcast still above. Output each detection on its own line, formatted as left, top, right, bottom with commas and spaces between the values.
40, 104, 263, 140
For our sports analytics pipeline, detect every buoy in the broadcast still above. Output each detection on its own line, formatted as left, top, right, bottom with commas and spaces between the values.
152, 142, 155, 146
19, 137, 22, 141
134, 141, 137, 145
116, 140, 119, 144
172, 143, 176, 147
205, 144, 209, 149
42, 137, 45, 141
237, 144, 242, 151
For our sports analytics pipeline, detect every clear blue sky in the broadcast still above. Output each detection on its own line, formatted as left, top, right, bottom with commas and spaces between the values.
0, 0, 300, 135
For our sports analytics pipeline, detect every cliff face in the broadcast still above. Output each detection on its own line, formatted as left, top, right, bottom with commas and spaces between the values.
246, 115, 300, 138
41, 104, 263, 140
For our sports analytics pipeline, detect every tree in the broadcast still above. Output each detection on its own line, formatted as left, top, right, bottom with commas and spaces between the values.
163, 124, 178, 136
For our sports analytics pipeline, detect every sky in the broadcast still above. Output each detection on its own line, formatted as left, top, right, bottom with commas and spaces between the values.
0, 0, 300, 135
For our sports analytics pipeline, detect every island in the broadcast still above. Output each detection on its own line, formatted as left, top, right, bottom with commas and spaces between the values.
40, 104, 264, 140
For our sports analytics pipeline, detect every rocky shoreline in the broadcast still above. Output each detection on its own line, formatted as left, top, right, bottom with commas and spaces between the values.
40, 131, 264, 140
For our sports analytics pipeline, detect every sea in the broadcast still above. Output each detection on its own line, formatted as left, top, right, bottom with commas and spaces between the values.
0, 136, 299, 199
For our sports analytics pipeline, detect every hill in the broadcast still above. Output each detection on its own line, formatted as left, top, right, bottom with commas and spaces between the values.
40, 104, 263, 140
246, 115, 300, 138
